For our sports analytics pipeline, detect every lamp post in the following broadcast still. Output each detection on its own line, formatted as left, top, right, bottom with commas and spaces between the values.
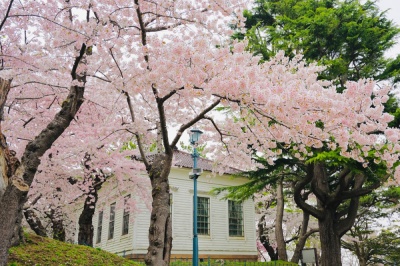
189, 128, 203, 266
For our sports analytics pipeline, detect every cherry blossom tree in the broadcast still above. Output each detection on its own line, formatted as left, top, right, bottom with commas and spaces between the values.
0, 0, 250, 265
0, 0, 91, 262
210, 53, 400, 265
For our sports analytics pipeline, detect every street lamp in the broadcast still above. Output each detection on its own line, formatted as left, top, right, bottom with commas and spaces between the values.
189, 128, 203, 266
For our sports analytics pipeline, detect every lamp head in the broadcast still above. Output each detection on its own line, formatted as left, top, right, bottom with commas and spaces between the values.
189, 128, 203, 145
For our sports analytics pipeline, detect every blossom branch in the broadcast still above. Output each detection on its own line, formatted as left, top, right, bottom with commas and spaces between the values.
204, 115, 230, 150
123, 91, 150, 169
0, 0, 14, 31
170, 99, 221, 149
109, 48, 124, 78
159, 87, 184, 103
8, 14, 89, 38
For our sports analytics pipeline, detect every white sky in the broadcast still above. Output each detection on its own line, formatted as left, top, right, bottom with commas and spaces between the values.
376, 0, 400, 58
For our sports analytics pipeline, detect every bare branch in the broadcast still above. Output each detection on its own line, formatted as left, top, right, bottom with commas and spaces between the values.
123, 91, 135, 123
71, 44, 87, 80
22, 117, 35, 128
159, 87, 184, 103
99, 128, 128, 141
123, 91, 150, 169
23, 193, 42, 210
170, 99, 221, 149
252, 107, 290, 129
109, 48, 124, 78
203, 116, 231, 146
125, 129, 151, 170
134, 0, 147, 47
87, 74, 111, 83
47, 96, 58, 109
12, 81, 68, 90
0, 0, 14, 31
146, 22, 182, 32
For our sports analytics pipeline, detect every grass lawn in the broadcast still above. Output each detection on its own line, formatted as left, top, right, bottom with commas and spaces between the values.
7, 233, 138, 266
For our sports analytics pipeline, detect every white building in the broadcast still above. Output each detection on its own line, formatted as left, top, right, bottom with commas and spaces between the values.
90, 150, 258, 262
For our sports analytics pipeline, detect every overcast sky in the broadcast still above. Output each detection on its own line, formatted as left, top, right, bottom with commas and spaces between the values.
376, 0, 400, 58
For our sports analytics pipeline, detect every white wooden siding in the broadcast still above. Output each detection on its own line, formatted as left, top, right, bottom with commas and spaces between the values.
90, 167, 257, 257
93, 204, 135, 255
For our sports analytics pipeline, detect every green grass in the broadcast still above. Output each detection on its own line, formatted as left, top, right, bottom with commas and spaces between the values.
7, 233, 138, 266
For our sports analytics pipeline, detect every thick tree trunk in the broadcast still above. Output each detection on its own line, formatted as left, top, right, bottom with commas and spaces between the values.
319, 210, 342, 266
293, 162, 375, 266
275, 178, 288, 261
144, 154, 173, 266
24, 209, 47, 237
78, 221, 93, 246
0, 78, 25, 266
0, 186, 25, 266
0, 78, 12, 201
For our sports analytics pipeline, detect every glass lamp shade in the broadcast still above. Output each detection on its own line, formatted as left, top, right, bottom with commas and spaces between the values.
189, 129, 203, 144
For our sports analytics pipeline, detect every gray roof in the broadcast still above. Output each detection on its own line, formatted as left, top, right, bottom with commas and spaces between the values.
173, 150, 239, 174
135, 150, 239, 175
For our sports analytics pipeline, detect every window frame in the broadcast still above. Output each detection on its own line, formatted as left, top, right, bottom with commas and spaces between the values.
228, 200, 244, 237
122, 195, 130, 235
197, 196, 210, 236
96, 211, 103, 243
108, 203, 116, 239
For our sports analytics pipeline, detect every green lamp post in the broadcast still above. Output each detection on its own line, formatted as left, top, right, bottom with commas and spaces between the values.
189, 128, 203, 266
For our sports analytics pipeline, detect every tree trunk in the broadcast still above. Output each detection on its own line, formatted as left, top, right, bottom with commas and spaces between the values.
275, 178, 288, 261
293, 162, 374, 266
0, 78, 25, 266
290, 212, 318, 263
0, 78, 12, 201
260, 235, 278, 261
52, 219, 66, 241
78, 175, 104, 246
144, 153, 173, 266
319, 210, 342, 266
0, 186, 25, 266
358, 257, 367, 266
353, 238, 368, 266
259, 214, 278, 261
48, 209, 65, 242
24, 209, 47, 237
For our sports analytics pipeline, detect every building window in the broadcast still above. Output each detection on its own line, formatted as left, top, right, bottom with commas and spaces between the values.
96, 211, 103, 243
122, 195, 130, 235
108, 203, 116, 239
228, 200, 244, 237
197, 197, 210, 235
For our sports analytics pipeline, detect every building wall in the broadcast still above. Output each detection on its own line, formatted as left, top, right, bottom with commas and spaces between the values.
92, 167, 257, 259
93, 201, 135, 255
